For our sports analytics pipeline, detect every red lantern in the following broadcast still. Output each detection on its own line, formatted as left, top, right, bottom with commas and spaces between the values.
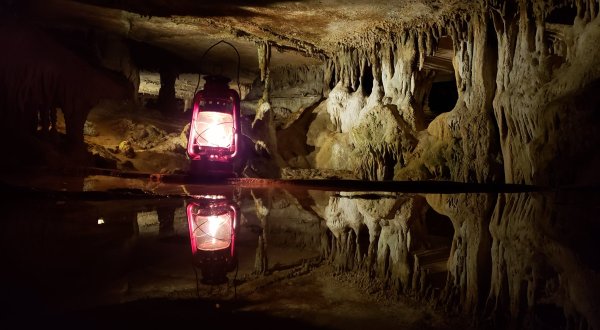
186, 195, 238, 284
187, 75, 240, 164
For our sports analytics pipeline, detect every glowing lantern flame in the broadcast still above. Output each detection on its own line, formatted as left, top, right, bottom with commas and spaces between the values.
193, 112, 234, 148
195, 213, 232, 251
187, 201, 236, 252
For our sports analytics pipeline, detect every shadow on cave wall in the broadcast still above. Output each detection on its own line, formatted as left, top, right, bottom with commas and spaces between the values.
0, 22, 133, 169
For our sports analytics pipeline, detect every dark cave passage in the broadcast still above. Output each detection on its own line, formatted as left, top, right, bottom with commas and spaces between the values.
427, 79, 458, 118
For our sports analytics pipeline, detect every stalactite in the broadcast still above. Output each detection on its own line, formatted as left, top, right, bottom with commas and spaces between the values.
323, 59, 336, 96
257, 41, 271, 83
251, 41, 287, 169
418, 31, 426, 71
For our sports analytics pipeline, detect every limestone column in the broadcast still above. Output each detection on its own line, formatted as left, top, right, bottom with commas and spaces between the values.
158, 65, 178, 115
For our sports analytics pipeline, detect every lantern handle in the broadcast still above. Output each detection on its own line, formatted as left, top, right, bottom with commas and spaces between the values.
195, 40, 241, 97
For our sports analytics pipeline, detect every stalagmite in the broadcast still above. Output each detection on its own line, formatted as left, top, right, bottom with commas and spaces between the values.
251, 190, 270, 275
322, 193, 441, 295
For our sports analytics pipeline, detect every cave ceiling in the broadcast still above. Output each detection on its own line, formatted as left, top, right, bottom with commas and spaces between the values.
27, 0, 459, 82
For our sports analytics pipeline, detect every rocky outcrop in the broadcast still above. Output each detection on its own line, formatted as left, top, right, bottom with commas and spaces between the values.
310, 35, 433, 180
310, 7, 506, 183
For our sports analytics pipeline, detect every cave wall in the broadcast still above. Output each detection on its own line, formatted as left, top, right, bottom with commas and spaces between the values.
2, 1, 598, 184
302, 0, 599, 185
0, 23, 133, 167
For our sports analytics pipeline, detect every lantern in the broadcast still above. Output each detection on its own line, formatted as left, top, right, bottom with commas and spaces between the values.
186, 195, 238, 284
187, 75, 240, 165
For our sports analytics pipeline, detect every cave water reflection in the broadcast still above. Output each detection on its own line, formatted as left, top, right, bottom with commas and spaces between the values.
0, 181, 597, 329
186, 194, 238, 285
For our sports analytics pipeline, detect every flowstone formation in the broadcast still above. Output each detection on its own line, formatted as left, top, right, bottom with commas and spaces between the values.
292, 0, 599, 185
490, 0, 600, 185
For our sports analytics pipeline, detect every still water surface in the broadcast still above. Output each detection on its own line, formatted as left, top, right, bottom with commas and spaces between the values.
0, 175, 597, 329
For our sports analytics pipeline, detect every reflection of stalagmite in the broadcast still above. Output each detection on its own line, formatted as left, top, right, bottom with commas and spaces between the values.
323, 193, 438, 295
251, 190, 270, 275
422, 191, 599, 329
376, 196, 430, 293
321, 190, 600, 328
426, 193, 494, 314
254, 234, 268, 275
485, 193, 599, 329
156, 206, 176, 238
325, 194, 364, 271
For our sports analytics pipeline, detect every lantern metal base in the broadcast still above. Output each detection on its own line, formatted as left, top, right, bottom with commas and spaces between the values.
190, 159, 235, 178
194, 248, 236, 285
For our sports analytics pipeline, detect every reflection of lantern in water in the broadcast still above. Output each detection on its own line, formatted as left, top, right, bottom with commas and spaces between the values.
187, 75, 240, 165
186, 195, 237, 284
